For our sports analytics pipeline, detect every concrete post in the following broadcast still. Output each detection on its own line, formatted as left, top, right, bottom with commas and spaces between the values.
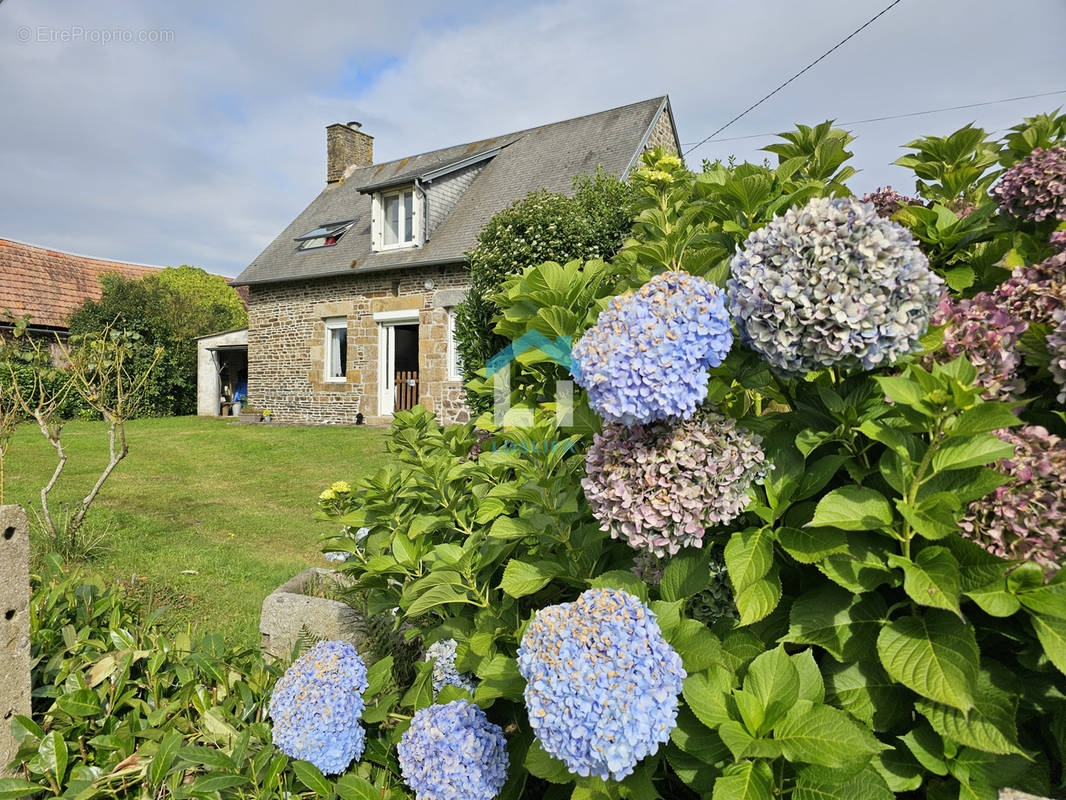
0, 505, 30, 775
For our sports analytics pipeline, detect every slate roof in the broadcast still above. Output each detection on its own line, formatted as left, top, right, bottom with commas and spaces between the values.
0, 238, 164, 330
234, 96, 675, 286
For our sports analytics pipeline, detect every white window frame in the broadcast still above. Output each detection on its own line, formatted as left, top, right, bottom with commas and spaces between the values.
371, 187, 422, 252
324, 316, 348, 383
447, 309, 462, 382
374, 309, 420, 415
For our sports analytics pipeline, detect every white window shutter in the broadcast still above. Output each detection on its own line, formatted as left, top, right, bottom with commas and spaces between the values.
371, 193, 382, 251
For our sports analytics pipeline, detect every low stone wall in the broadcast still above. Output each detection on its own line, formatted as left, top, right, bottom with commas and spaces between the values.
0, 506, 31, 776
260, 568, 368, 662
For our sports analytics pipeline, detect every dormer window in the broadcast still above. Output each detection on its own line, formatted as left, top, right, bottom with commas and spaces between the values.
372, 188, 422, 251
296, 220, 353, 251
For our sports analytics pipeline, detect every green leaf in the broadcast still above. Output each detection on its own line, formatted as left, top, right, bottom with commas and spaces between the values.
488, 516, 536, 540
931, 434, 1015, 473
791, 649, 825, 704
870, 746, 923, 792
38, 731, 68, 783
901, 722, 949, 776
950, 403, 1021, 436
670, 619, 722, 673
916, 672, 1024, 755
1030, 613, 1066, 676
292, 760, 334, 797
808, 486, 893, 531
724, 527, 773, 593
743, 646, 799, 732
785, 585, 887, 662
177, 746, 235, 770
670, 707, 730, 764
55, 688, 103, 718
148, 730, 182, 787
499, 560, 561, 598
823, 660, 908, 732
588, 570, 649, 603
966, 582, 1022, 617
776, 526, 848, 564
875, 375, 928, 410
1016, 578, 1066, 619
524, 740, 572, 783
0, 780, 45, 800
363, 655, 395, 698
335, 774, 380, 800
886, 547, 961, 612
773, 701, 887, 768
711, 759, 773, 800
189, 773, 252, 793
683, 670, 733, 728
877, 611, 979, 711
405, 584, 472, 617
793, 765, 894, 800
719, 718, 782, 760
735, 566, 782, 626
661, 551, 712, 602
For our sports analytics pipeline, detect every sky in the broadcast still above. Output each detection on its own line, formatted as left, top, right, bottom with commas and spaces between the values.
1, 0, 1064, 277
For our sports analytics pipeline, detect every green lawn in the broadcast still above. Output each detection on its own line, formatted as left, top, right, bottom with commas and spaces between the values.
4, 416, 391, 644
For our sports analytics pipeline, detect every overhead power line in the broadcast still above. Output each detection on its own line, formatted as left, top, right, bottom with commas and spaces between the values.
680, 89, 1066, 147
683, 0, 904, 156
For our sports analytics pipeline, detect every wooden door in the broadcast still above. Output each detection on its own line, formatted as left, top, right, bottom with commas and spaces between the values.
395, 370, 419, 411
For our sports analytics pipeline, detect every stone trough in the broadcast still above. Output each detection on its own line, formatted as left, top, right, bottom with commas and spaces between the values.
259, 567, 367, 662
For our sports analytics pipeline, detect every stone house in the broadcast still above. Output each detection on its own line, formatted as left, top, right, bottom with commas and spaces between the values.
231, 96, 680, 425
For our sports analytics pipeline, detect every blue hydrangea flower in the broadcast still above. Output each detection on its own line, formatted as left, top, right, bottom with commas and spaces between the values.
727, 196, 942, 375
268, 641, 368, 774
571, 271, 733, 425
426, 639, 477, 695
324, 550, 352, 563
398, 700, 509, 800
517, 588, 685, 781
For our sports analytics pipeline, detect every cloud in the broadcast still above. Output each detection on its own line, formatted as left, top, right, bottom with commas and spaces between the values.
1, 0, 1064, 276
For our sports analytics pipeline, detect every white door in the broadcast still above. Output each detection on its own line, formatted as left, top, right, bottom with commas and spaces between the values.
375, 310, 420, 416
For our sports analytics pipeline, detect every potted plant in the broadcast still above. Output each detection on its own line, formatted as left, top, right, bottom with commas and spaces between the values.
238, 406, 263, 424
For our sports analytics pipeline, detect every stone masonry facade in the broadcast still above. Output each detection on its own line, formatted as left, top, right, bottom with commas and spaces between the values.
644, 106, 678, 154
247, 264, 470, 425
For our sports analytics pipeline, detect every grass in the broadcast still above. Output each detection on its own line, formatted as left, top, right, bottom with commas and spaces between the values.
4, 416, 391, 645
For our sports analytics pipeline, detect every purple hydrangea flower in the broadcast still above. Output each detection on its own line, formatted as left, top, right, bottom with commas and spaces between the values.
571, 271, 733, 425
859, 186, 923, 218
1049, 309, 1066, 404
992, 145, 1066, 223
727, 196, 943, 375
425, 639, 477, 695
517, 588, 685, 781
996, 230, 1066, 328
960, 426, 1066, 573
929, 292, 1027, 401
398, 700, 509, 800
268, 641, 368, 774
583, 413, 767, 556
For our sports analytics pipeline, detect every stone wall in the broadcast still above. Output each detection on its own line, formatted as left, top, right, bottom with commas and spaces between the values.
247, 265, 470, 425
644, 105, 679, 154
326, 123, 374, 184
0, 505, 30, 776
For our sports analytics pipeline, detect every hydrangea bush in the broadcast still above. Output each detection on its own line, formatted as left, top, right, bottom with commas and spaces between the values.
583, 412, 767, 555
727, 196, 943, 374
571, 270, 732, 424
1050, 309, 1066, 403
859, 185, 923, 217
301, 115, 1066, 800
398, 700, 509, 800
517, 588, 685, 780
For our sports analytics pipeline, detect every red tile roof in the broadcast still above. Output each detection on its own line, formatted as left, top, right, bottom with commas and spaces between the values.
0, 238, 166, 330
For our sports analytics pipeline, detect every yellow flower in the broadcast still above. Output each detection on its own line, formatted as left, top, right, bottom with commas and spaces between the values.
319, 489, 337, 502
657, 153, 682, 169
330, 481, 351, 494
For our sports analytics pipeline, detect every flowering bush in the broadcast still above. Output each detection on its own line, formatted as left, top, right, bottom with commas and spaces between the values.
517, 588, 685, 781
929, 292, 1027, 400
992, 144, 1066, 222
960, 425, 1066, 571
268, 641, 368, 774
398, 700, 509, 800
583, 412, 767, 556
571, 270, 732, 424
996, 230, 1066, 327
727, 196, 942, 374
425, 638, 477, 695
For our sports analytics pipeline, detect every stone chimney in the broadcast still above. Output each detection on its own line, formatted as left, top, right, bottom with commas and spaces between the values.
326, 121, 373, 183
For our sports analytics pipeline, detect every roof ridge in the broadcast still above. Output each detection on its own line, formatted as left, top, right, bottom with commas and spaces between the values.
343, 95, 668, 178
0, 237, 167, 271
